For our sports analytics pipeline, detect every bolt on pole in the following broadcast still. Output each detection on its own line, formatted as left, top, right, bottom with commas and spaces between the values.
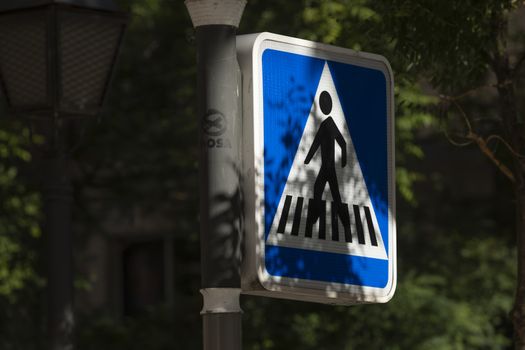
184, 1, 246, 349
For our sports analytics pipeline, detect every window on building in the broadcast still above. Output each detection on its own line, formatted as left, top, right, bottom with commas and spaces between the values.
122, 240, 165, 316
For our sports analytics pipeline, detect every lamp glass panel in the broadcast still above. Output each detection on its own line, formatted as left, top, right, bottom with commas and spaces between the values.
0, 10, 48, 109
58, 10, 122, 116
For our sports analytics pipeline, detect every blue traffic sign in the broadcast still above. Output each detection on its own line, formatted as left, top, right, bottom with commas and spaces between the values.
238, 33, 396, 304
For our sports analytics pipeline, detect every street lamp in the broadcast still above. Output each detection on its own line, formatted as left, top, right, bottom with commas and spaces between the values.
0, 0, 127, 119
0, 1, 127, 349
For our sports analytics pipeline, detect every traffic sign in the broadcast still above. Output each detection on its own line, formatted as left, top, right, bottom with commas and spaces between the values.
238, 32, 395, 304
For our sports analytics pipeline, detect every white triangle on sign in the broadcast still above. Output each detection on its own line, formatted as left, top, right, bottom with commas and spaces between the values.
266, 62, 388, 260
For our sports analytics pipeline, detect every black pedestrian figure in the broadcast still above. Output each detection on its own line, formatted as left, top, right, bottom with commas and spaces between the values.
304, 91, 352, 241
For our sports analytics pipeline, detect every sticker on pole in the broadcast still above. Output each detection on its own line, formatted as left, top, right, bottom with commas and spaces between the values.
238, 33, 396, 305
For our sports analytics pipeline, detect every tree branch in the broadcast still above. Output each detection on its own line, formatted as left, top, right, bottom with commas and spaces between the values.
439, 80, 512, 103
486, 134, 525, 159
443, 128, 473, 147
440, 96, 516, 182
468, 132, 516, 183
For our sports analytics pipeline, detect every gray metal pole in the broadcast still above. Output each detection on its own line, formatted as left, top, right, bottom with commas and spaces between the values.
185, 1, 246, 349
42, 125, 74, 350
196, 24, 242, 291
203, 313, 242, 349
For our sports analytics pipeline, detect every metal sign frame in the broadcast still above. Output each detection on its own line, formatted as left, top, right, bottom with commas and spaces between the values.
238, 32, 396, 305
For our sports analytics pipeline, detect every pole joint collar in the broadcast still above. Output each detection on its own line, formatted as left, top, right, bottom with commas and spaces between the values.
185, 0, 246, 28
200, 288, 242, 314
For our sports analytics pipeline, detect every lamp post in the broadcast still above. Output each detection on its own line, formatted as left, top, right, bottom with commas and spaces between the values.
0, 1, 127, 349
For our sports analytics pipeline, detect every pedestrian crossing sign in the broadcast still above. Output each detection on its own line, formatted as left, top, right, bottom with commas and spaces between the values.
237, 33, 396, 305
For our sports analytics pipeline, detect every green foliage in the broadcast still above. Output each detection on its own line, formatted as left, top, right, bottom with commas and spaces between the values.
0, 120, 43, 349
0, 0, 517, 349
301, 0, 379, 46
378, 0, 519, 91
395, 81, 438, 205
0, 122, 41, 299
78, 306, 200, 350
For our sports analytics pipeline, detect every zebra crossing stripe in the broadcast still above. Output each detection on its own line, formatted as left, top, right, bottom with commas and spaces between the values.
331, 202, 339, 242
291, 197, 303, 236
306, 198, 326, 239
277, 195, 292, 234
364, 206, 378, 247
353, 205, 365, 244
332, 202, 352, 243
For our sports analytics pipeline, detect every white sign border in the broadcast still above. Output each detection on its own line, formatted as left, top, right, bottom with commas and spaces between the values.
243, 32, 396, 304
